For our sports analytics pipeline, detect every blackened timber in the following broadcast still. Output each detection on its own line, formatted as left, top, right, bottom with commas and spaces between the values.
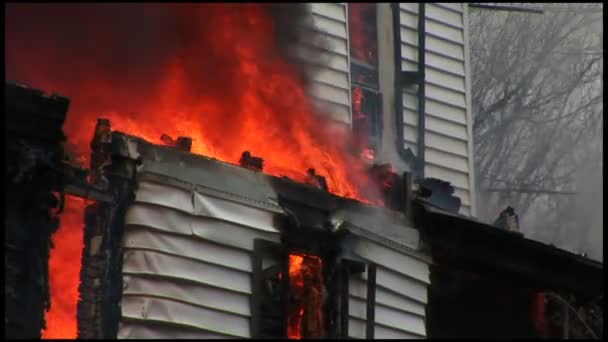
77, 128, 138, 339
5, 82, 68, 339
366, 263, 377, 339
251, 240, 264, 339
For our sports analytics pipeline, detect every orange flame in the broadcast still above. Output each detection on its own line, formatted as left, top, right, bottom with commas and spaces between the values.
6, 5, 384, 337
41, 195, 86, 339
288, 253, 324, 339
7, 4, 380, 203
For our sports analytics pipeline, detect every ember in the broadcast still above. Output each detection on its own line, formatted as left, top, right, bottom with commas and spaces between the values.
288, 253, 324, 339
42, 195, 86, 339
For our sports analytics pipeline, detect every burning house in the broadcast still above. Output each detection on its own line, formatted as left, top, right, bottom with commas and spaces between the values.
5, 3, 603, 340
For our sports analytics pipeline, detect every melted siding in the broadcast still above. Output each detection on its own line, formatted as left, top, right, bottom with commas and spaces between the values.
118, 180, 281, 338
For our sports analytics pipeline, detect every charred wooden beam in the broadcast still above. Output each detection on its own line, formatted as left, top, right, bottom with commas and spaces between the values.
89, 118, 112, 191
160, 134, 192, 152
175, 137, 192, 152
5, 82, 68, 339
366, 263, 377, 339
77, 130, 139, 339
240, 151, 264, 171
305, 168, 328, 191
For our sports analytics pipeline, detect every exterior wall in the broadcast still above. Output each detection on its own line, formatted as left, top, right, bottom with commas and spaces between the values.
303, 3, 352, 125
117, 179, 281, 338
307, 3, 477, 216
114, 135, 432, 339
345, 234, 429, 339
397, 3, 476, 216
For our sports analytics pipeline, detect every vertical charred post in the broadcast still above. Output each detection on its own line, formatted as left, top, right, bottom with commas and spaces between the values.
77, 124, 139, 339
4, 83, 69, 339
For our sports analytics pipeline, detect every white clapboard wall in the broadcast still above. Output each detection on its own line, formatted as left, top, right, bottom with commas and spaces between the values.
399, 3, 476, 217
344, 234, 429, 339
300, 3, 352, 125
117, 179, 282, 339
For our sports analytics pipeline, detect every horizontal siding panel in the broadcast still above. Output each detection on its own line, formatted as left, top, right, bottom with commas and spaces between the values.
123, 227, 252, 272
425, 19, 464, 44
404, 125, 418, 142
313, 98, 350, 124
122, 249, 252, 294
193, 192, 278, 233
402, 92, 419, 111
297, 42, 348, 62
310, 3, 346, 22
122, 275, 251, 317
135, 180, 192, 213
401, 60, 419, 75
356, 267, 428, 304
399, 26, 418, 46
425, 148, 469, 174
310, 81, 349, 106
425, 164, 470, 189
303, 31, 348, 55
348, 236, 430, 283
427, 35, 465, 61
349, 278, 426, 316
134, 181, 280, 234
349, 317, 424, 339
426, 115, 468, 141
426, 98, 467, 124
426, 4, 463, 28
399, 3, 419, 14
401, 43, 419, 64
308, 66, 349, 89
426, 68, 465, 94
312, 14, 347, 38
426, 83, 466, 108
425, 131, 468, 157
125, 204, 280, 251
403, 107, 418, 126
349, 297, 426, 336
399, 10, 419, 30
426, 52, 466, 76
434, 2, 463, 13
118, 320, 233, 339
121, 296, 250, 337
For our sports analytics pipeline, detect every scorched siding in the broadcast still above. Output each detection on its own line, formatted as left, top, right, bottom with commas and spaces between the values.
117, 179, 281, 339
301, 3, 352, 125
398, 3, 476, 217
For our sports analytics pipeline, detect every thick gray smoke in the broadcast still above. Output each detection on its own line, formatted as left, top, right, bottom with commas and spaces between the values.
267, 4, 331, 87
5, 4, 328, 97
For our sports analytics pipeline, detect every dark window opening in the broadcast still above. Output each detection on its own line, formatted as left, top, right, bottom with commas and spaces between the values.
348, 3, 381, 162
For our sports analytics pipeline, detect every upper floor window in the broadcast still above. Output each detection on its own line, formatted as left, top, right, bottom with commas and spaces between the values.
348, 3, 381, 162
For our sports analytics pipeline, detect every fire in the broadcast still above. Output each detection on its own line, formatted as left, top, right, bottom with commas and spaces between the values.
348, 3, 377, 66
288, 253, 324, 339
6, 3, 381, 203
41, 195, 86, 339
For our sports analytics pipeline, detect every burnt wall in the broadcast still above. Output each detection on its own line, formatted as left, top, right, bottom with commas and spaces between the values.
77, 129, 138, 339
4, 83, 69, 338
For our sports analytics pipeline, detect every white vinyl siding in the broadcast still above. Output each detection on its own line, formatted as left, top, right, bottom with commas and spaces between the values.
398, 2, 476, 216
118, 180, 281, 339
345, 234, 429, 339
300, 3, 351, 125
